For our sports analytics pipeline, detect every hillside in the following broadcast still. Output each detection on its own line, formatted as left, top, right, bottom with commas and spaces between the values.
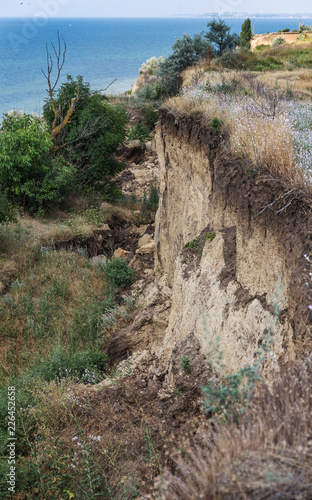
1, 38, 312, 498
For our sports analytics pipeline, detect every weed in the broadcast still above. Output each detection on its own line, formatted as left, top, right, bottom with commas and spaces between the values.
210, 117, 223, 133
127, 122, 151, 143
184, 238, 200, 252
205, 231, 216, 242
173, 388, 183, 397
180, 355, 191, 373
33, 348, 108, 384
105, 258, 136, 289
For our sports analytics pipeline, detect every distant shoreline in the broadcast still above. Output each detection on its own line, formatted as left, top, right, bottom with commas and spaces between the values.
1, 15, 312, 19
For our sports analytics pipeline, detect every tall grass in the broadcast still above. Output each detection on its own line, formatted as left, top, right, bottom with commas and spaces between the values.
168, 72, 312, 195
157, 359, 312, 499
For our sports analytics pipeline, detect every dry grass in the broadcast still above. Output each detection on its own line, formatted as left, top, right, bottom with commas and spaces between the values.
99, 201, 134, 225
257, 68, 312, 96
156, 359, 312, 499
0, 250, 110, 378
0, 200, 125, 285
182, 66, 312, 97
0, 259, 17, 293
168, 70, 312, 197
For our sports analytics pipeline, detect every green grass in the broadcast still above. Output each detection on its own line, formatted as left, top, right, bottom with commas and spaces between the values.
217, 44, 312, 71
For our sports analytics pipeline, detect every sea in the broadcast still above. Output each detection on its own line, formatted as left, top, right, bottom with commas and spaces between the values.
1, 16, 312, 117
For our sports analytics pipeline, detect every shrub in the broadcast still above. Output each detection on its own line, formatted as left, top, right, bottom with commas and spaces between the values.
210, 117, 223, 133
34, 348, 108, 384
141, 104, 159, 130
0, 189, 16, 223
158, 33, 211, 97
159, 34, 211, 76
139, 56, 164, 75
105, 258, 136, 289
299, 23, 312, 33
0, 112, 76, 211
134, 83, 159, 102
206, 231, 216, 242
184, 238, 200, 251
43, 75, 128, 186
181, 355, 191, 373
217, 48, 283, 71
146, 185, 159, 211
256, 44, 268, 51
127, 123, 151, 143
272, 36, 286, 47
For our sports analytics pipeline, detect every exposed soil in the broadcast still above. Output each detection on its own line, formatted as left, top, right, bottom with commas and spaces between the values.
159, 107, 312, 354
73, 333, 211, 498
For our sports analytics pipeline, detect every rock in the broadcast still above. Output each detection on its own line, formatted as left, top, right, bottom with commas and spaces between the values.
129, 256, 145, 274
138, 233, 152, 248
136, 241, 155, 254
135, 225, 149, 236
131, 71, 158, 94
114, 247, 130, 260
144, 269, 154, 275
91, 254, 108, 267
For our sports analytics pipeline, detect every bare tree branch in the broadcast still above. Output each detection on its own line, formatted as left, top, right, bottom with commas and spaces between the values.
41, 31, 79, 149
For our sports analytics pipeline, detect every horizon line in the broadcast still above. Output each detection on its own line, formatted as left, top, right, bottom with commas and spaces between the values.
1, 13, 312, 19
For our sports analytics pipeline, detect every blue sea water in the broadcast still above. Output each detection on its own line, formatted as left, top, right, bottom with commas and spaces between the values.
1, 17, 311, 117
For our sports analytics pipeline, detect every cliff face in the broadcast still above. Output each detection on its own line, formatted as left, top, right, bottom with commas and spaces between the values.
153, 108, 312, 373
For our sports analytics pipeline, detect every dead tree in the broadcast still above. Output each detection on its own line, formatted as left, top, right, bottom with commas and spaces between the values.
42, 31, 80, 150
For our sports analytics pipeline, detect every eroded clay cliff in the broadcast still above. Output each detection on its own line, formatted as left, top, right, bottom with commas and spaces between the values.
107, 107, 312, 377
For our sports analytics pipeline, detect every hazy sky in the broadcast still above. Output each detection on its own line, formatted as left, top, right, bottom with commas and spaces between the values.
2, 0, 312, 18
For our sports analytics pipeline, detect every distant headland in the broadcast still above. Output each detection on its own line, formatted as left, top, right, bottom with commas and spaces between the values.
173, 13, 312, 19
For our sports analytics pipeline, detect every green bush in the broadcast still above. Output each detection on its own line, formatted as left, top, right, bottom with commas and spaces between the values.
184, 238, 200, 252
34, 348, 108, 384
0, 112, 76, 212
134, 83, 159, 102
299, 23, 312, 33
272, 36, 286, 47
146, 185, 159, 211
0, 189, 16, 223
43, 75, 128, 186
141, 104, 159, 130
127, 123, 151, 143
158, 33, 211, 97
105, 258, 136, 289
210, 117, 223, 133
217, 48, 283, 71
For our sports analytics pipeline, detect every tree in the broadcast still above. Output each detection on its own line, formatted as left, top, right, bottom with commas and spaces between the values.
159, 33, 211, 75
205, 18, 240, 55
42, 31, 80, 150
299, 23, 312, 33
0, 112, 75, 211
157, 33, 211, 96
240, 18, 253, 48
43, 75, 128, 186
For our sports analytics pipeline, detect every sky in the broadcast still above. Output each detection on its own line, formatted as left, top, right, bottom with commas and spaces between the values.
2, 0, 312, 18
